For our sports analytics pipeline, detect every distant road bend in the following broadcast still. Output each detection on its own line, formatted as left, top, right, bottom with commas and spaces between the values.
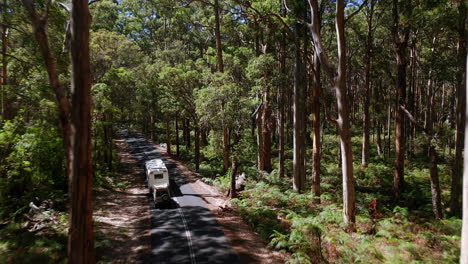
121, 129, 240, 264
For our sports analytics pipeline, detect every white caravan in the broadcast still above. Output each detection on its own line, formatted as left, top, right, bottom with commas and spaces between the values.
145, 159, 170, 205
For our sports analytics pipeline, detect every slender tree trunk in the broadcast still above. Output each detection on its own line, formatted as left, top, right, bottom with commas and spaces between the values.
150, 115, 155, 141
450, 0, 466, 217
214, 0, 223, 73
223, 126, 229, 171
392, 0, 411, 200
376, 123, 383, 156
307, 0, 355, 228
214, 0, 229, 172
311, 53, 321, 203
401, 103, 443, 220
362, 1, 374, 167
175, 115, 180, 157
183, 118, 188, 147
22, 0, 73, 187
335, 0, 356, 229
277, 30, 286, 178
374, 82, 383, 156
426, 68, 443, 219
393, 46, 407, 200
230, 155, 238, 198
460, 43, 468, 264
261, 86, 272, 172
194, 124, 200, 172
166, 119, 171, 155
201, 127, 208, 146
407, 40, 417, 156
256, 106, 264, 170
186, 119, 191, 149
1, 18, 8, 121
103, 114, 110, 170
292, 29, 306, 193
68, 0, 94, 262
429, 145, 442, 219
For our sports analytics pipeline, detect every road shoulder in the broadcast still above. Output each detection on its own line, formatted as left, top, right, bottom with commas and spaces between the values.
93, 137, 152, 263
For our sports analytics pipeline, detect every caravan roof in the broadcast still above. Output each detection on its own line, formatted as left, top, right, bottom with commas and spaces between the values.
145, 159, 167, 172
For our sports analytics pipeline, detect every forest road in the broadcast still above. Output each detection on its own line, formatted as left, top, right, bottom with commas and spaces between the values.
121, 130, 240, 264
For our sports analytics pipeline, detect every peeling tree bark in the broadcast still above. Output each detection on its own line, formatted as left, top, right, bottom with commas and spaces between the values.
68, 0, 95, 262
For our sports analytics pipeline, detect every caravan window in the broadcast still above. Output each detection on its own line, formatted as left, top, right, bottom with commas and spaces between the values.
153, 173, 163, 179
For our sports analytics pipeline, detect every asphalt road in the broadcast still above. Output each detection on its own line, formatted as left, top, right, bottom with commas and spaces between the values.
121, 130, 240, 264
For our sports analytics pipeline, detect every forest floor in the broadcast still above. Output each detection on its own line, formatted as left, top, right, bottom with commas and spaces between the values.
93, 131, 286, 263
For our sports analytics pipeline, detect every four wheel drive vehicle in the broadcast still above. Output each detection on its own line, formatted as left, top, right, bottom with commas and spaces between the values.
145, 159, 171, 205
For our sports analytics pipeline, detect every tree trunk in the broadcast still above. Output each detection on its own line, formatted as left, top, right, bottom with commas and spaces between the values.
261, 87, 272, 172
214, 0, 229, 172
150, 114, 155, 141
429, 145, 442, 220
201, 127, 208, 146
187, 119, 191, 149
450, 0, 466, 217
335, 0, 356, 230
277, 29, 286, 178
392, 0, 411, 200
175, 115, 180, 157
460, 44, 468, 264
22, 1, 73, 181
311, 53, 321, 203
256, 106, 264, 170
1, 18, 8, 121
307, 0, 355, 228
376, 122, 383, 156
166, 119, 171, 155
214, 0, 223, 73
194, 125, 200, 172
387, 104, 392, 157
362, 1, 374, 167
230, 155, 238, 198
68, 0, 95, 262
223, 126, 230, 172
401, 103, 443, 220
292, 29, 306, 193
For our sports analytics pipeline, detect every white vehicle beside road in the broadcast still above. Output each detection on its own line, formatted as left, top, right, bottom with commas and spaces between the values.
145, 159, 171, 205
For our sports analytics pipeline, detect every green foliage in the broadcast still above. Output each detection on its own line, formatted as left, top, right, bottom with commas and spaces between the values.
0, 118, 65, 219
0, 222, 67, 264
233, 198, 284, 240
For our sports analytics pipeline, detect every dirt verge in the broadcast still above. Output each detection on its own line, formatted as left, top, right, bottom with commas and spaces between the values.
93, 138, 152, 263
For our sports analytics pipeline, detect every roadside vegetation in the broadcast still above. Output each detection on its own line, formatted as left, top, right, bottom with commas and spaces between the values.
170, 130, 461, 263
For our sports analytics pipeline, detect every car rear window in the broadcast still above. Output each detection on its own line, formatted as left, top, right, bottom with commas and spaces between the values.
154, 173, 163, 179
